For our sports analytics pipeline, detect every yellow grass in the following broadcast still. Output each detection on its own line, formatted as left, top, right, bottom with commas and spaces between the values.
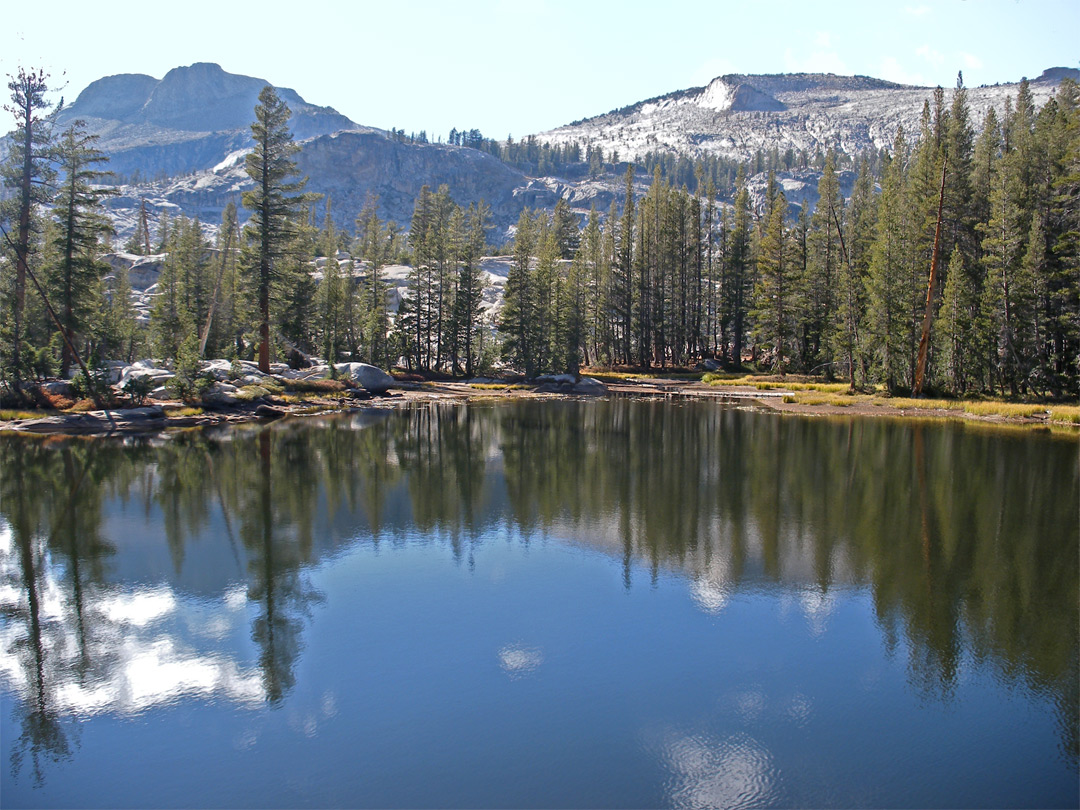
163, 406, 204, 417
469, 383, 531, 390
961, 401, 1049, 418
0, 410, 41, 421
886, 397, 963, 411
787, 391, 855, 406
703, 373, 849, 393
1049, 405, 1080, 424
235, 385, 273, 402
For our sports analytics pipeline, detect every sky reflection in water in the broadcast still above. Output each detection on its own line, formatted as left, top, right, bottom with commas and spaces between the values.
0, 401, 1076, 808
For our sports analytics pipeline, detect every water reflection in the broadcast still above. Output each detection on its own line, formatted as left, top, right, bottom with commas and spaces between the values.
661, 731, 779, 810
0, 400, 1077, 794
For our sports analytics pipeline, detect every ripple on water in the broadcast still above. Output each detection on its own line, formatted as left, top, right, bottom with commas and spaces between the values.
497, 644, 543, 678
663, 731, 781, 810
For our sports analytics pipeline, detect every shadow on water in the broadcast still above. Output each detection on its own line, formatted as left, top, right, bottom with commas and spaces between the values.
1, 400, 1077, 785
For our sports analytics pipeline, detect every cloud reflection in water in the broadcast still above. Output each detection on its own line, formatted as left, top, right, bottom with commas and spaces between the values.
0, 525, 263, 719
662, 730, 780, 810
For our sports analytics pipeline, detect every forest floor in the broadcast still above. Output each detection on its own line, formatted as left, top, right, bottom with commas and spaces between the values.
2, 373, 1078, 436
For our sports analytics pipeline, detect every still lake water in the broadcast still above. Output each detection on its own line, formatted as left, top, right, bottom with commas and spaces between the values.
0, 400, 1076, 809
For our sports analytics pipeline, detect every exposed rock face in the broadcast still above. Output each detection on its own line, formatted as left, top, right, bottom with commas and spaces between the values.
746, 168, 858, 218
36, 62, 1078, 250
67, 73, 160, 119
539, 69, 1075, 164
333, 363, 394, 393
572, 377, 607, 395
102, 252, 166, 291
295, 131, 532, 229
697, 77, 786, 112
533, 375, 608, 395
55, 62, 363, 178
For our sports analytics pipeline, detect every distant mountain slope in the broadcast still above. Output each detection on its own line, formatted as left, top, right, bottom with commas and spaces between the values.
56, 62, 366, 177
104, 130, 555, 241
539, 68, 1077, 162
29, 62, 1076, 245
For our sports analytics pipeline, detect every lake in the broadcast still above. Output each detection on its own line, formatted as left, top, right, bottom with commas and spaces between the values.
1, 400, 1076, 808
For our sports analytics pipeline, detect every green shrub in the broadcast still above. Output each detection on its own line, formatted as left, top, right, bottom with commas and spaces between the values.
165, 335, 213, 403
122, 375, 155, 406
71, 366, 111, 403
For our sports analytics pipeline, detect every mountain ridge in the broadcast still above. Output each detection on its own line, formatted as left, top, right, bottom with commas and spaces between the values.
542, 66, 1078, 164
14, 62, 1076, 243
56, 62, 365, 178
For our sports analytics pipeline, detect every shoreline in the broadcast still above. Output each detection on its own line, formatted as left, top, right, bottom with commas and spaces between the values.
2, 378, 1077, 437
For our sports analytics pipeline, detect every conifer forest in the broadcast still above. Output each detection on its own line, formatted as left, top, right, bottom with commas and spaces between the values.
1, 70, 1078, 400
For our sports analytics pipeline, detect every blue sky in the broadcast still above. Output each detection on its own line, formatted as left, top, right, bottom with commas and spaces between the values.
3, 0, 1077, 139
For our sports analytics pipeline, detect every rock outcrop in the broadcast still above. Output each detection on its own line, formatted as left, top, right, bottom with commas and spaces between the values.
54, 62, 363, 178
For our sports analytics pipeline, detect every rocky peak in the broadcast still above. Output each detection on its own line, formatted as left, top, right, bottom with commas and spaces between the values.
697, 77, 786, 112
139, 62, 270, 130
65, 73, 159, 120
61, 62, 357, 137
1034, 66, 1080, 84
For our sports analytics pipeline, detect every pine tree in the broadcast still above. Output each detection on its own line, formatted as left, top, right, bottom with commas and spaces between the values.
452, 202, 490, 377
908, 101, 947, 386
1014, 214, 1048, 394
1, 68, 57, 385
552, 198, 579, 259
405, 185, 456, 371
99, 259, 138, 364
317, 251, 346, 368
727, 175, 752, 368
804, 150, 843, 374
48, 121, 116, 377
276, 207, 319, 357
356, 197, 391, 367
125, 199, 152, 255
203, 202, 241, 358
846, 157, 877, 383
980, 149, 1026, 394
702, 180, 719, 358
151, 218, 188, 359
500, 209, 538, 376
535, 214, 561, 371
1048, 79, 1080, 393
580, 207, 605, 365
937, 248, 973, 394
867, 129, 914, 392
943, 73, 976, 266
752, 191, 791, 371
564, 246, 587, 375
242, 85, 310, 373
612, 167, 635, 364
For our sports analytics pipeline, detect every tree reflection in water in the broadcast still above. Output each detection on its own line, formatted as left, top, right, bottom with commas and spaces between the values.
0, 401, 1076, 776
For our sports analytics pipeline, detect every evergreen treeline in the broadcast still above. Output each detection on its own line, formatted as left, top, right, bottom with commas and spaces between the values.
439, 123, 882, 193
2, 69, 1077, 398
499, 75, 1080, 396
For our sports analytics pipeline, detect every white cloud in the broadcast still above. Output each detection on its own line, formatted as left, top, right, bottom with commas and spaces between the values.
916, 44, 945, 67
783, 40, 849, 76
879, 56, 928, 87
691, 56, 737, 86
960, 51, 984, 70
